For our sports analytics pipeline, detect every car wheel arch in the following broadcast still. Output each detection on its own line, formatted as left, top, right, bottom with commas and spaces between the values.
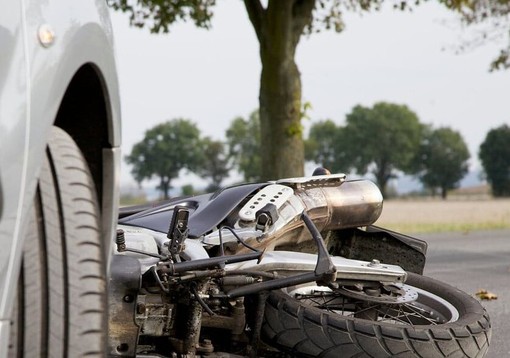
54, 62, 119, 257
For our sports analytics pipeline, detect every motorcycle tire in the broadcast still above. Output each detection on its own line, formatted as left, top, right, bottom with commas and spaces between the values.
262, 272, 491, 358
8, 127, 106, 357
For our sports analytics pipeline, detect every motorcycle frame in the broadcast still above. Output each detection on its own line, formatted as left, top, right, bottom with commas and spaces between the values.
109, 213, 408, 356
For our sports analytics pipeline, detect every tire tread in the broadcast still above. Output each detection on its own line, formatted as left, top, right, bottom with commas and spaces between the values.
262, 273, 491, 358
8, 127, 106, 357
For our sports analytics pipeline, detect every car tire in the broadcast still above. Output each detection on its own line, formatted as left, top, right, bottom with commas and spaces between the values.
8, 126, 107, 357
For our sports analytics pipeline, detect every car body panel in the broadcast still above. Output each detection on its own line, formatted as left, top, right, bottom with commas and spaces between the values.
0, 1, 121, 354
0, 1, 28, 354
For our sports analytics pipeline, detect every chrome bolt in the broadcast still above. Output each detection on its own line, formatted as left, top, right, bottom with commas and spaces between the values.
368, 259, 381, 267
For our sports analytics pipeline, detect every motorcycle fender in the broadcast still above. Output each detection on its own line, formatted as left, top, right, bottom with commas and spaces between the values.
328, 226, 427, 274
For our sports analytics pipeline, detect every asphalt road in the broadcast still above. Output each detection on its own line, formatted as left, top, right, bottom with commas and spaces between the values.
416, 230, 510, 358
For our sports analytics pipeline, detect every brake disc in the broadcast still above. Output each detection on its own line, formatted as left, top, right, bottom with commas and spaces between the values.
337, 283, 418, 304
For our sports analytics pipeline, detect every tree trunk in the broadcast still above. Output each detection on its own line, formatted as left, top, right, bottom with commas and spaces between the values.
160, 177, 171, 199
259, 45, 303, 180
441, 186, 448, 200
245, 0, 314, 181
375, 173, 389, 199
374, 161, 392, 199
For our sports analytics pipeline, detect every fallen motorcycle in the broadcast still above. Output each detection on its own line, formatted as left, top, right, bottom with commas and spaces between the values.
111, 173, 491, 357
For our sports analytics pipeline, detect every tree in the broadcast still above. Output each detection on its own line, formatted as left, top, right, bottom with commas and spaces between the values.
436, 0, 510, 70
199, 137, 231, 191
414, 127, 470, 199
181, 184, 196, 196
305, 119, 349, 173
111, 0, 384, 181
479, 124, 510, 197
342, 102, 423, 197
125, 119, 204, 199
225, 110, 261, 182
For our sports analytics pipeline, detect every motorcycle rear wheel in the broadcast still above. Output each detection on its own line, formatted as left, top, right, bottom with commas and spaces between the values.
262, 272, 491, 357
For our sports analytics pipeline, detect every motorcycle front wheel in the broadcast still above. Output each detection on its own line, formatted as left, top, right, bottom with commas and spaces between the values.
262, 272, 491, 357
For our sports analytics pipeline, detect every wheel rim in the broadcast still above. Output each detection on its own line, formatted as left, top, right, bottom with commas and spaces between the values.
285, 282, 460, 326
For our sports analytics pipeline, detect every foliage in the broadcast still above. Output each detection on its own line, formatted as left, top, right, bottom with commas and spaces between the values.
181, 184, 196, 196
306, 103, 422, 197
413, 126, 470, 199
109, 0, 385, 35
225, 111, 261, 182
305, 119, 347, 172
479, 124, 510, 197
110, 0, 216, 33
433, 0, 510, 70
199, 137, 231, 192
125, 118, 204, 199
343, 102, 423, 197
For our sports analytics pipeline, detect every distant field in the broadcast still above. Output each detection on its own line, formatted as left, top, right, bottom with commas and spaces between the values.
375, 198, 510, 234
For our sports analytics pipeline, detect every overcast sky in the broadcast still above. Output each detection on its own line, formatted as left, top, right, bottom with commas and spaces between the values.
110, 1, 510, 189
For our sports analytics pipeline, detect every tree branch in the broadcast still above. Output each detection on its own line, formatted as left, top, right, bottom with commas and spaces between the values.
244, 0, 265, 41
292, 0, 315, 43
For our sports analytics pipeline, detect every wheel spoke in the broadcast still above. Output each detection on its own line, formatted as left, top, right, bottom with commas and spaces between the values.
401, 303, 441, 325
292, 284, 451, 326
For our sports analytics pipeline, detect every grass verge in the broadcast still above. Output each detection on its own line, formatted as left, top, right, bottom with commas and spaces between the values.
375, 198, 510, 234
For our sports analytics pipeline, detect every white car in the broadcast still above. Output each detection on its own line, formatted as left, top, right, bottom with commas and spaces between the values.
0, 1, 121, 356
